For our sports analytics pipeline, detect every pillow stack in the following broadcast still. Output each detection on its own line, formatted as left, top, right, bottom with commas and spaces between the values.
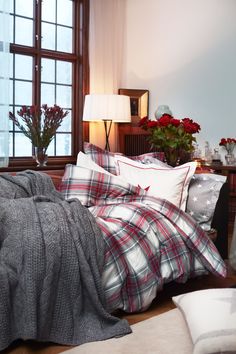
83, 142, 164, 175
59, 143, 225, 227
59, 143, 196, 211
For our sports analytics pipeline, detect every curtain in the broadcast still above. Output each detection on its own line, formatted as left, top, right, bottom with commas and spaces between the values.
89, 0, 126, 151
0, 0, 10, 167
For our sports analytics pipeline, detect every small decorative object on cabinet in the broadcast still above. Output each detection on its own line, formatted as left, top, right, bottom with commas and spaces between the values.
212, 148, 222, 165
225, 154, 235, 165
155, 105, 172, 119
219, 138, 236, 166
9, 104, 69, 167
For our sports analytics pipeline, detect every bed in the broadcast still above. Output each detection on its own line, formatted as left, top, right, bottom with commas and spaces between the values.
0, 144, 229, 350
59, 143, 228, 314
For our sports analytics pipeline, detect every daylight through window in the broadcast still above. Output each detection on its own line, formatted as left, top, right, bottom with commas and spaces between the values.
9, 0, 88, 163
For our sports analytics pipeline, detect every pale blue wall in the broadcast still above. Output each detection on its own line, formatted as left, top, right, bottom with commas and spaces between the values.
122, 0, 236, 157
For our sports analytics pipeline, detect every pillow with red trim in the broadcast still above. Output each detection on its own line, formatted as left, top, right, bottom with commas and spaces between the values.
114, 155, 197, 210
83, 142, 164, 175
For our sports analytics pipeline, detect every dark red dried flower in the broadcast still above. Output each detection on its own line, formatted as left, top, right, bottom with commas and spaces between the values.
9, 104, 69, 148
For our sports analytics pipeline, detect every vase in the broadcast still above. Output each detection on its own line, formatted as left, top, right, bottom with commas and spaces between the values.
225, 153, 235, 165
163, 148, 191, 167
34, 147, 48, 167
163, 148, 180, 167
179, 150, 192, 165
154, 105, 173, 120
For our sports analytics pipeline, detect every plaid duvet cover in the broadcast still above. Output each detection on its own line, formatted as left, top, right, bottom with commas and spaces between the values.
60, 166, 227, 313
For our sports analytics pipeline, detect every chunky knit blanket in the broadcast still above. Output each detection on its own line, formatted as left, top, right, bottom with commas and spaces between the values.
0, 170, 131, 351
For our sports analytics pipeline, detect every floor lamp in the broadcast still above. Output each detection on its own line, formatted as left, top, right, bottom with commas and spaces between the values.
82, 94, 131, 151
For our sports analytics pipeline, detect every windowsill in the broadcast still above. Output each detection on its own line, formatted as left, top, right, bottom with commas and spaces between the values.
0, 156, 76, 173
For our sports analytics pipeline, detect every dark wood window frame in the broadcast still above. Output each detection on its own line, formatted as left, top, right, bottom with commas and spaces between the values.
3, 0, 89, 172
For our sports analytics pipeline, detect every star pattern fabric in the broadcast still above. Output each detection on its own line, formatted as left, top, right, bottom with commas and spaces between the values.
186, 173, 226, 231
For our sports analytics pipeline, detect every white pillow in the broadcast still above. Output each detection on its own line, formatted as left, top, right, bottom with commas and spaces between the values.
114, 155, 196, 210
76, 151, 112, 175
140, 155, 173, 168
172, 288, 236, 354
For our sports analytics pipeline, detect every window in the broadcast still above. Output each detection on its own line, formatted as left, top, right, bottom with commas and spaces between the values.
9, 0, 89, 167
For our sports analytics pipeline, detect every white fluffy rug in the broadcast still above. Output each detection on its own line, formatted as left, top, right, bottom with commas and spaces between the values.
64, 308, 193, 354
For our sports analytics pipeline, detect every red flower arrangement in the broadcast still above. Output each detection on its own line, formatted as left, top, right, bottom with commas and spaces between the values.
9, 104, 69, 149
219, 138, 236, 154
139, 114, 201, 166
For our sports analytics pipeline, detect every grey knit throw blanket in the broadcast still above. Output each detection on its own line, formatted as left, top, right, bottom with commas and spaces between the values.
0, 170, 131, 351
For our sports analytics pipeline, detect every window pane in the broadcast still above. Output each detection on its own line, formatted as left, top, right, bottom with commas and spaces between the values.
15, 17, 33, 46
15, 133, 32, 157
9, 80, 13, 105
56, 85, 71, 108
9, 53, 13, 78
57, 0, 73, 26
15, 0, 33, 18
15, 55, 33, 80
56, 134, 71, 155
41, 58, 55, 83
46, 140, 55, 156
41, 83, 55, 106
42, 22, 56, 50
57, 110, 72, 131
8, 111, 14, 131
42, 0, 56, 23
9, 133, 13, 157
9, 15, 13, 43
15, 81, 32, 105
9, 0, 14, 13
57, 26, 72, 53
57, 61, 72, 85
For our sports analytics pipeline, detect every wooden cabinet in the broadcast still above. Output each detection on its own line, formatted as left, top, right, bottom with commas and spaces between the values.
118, 123, 151, 156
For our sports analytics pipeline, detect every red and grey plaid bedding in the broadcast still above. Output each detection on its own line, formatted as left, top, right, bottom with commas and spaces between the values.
84, 142, 164, 175
60, 165, 227, 313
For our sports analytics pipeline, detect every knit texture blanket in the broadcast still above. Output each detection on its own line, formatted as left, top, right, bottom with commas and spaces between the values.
0, 170, 131, 351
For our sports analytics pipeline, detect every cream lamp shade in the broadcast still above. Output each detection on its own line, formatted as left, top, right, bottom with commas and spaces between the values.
82, 94, 131, 150
82, 94, 131, 123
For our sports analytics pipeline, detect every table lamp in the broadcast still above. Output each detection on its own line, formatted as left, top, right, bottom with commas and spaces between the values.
82, 94, 131, 151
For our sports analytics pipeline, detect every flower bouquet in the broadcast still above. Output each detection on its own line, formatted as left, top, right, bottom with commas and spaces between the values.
139, 114, 201, 166
9, 104, 69, 166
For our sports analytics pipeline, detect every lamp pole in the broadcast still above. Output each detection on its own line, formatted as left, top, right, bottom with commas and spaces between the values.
103, 119, 112, 151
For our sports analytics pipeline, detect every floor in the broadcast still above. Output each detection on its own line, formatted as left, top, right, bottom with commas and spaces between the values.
2, 260, 236, 354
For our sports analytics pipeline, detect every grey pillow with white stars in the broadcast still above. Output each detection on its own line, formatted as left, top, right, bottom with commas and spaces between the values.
186, 173, 226, 231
